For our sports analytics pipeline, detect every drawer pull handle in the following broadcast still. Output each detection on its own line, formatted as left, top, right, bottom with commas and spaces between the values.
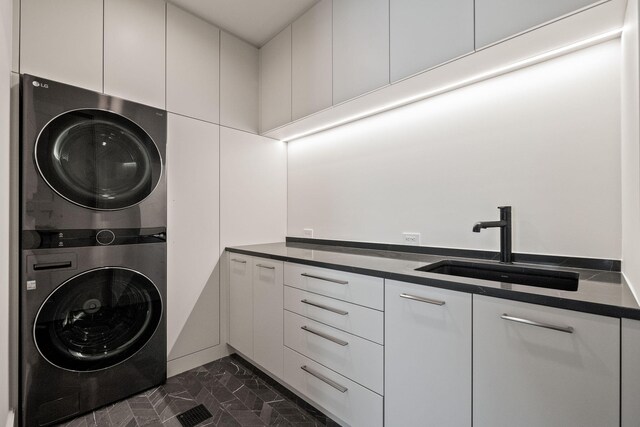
301, 365, 348, 393
301, 326, 349, 346
231, 258, 247, 264
501, 314, 574, 334
33, 261, 72, 271
301, 273, 348, 285
400, 293, 445, 306
301, 299, 349, 316
256, 264, 275, 270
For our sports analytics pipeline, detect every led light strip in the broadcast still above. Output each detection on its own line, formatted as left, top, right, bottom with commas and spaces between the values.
283, 28, 623, 142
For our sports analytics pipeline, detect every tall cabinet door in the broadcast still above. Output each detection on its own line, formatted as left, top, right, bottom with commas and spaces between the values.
253, 259, 284, 377
104, 0, 166, 108
390, 0, 474, 82
167, 114, 220, 361
474, 295, 619, 427
333, 0, 389, 104
229, 254, 254, 358
475, 0, 600, 48
20, 0, 103, 92
385, 280, 472, 427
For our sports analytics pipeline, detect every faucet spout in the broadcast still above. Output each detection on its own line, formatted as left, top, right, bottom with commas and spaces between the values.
473, 220, 506, 232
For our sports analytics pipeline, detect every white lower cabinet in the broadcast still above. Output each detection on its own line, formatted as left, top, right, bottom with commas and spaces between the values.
229, 254, 254, 358
230, 256, 626, 427
253, 259, 284, 378
384, 280, 472, 427
473, 295, 620, 427
284, 347, 383, 427
229, 254, 284, 376
622, 318, 640, 427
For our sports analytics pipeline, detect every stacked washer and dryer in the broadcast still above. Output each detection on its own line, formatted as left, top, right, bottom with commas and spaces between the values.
20, 75, 168, 426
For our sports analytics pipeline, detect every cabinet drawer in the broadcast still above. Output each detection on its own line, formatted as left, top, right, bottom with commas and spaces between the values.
284, 263, 383, 310
285, 286, 383, 344
284, 347, 383, 427
284, 311, 383, 394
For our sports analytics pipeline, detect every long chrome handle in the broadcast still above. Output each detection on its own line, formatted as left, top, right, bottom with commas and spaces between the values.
301, 299, 349, 316
231, 258, 247, 264
501, 314, 574, 334
256, 264, 275, 270
301, 273, 348, 285
301, 326, 349, 346
301, 365, 348, 393
400, 293, 445, 306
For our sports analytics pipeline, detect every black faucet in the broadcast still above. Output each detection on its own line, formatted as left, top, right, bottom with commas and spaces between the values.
473, 206, 512, 263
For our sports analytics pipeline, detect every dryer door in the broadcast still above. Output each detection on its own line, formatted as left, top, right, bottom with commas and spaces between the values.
34, 267, 163, 372
35, 109, 163, 210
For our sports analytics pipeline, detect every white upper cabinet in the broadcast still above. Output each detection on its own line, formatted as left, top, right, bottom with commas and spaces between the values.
473, 295, 619, 427
390, 0, 474, 82
167, 4, 220, 123
221, 32, 259, 133
333, 0, 389, 104
475, 0, 601, 48
292, 0, 333, 120
21, 0, 103, 92
260, 26, 292, 133
104, 0, 166, 108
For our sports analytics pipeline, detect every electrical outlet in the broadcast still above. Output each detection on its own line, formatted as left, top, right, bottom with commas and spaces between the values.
402, 232, 420, 246
303, 228, 314, 238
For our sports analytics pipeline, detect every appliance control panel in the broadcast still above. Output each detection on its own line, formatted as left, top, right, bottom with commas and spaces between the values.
22, 227, 167, 249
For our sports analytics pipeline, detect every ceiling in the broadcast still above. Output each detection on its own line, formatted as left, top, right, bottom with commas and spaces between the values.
168, 0, 319, 47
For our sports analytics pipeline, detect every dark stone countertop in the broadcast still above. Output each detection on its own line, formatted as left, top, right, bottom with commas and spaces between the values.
227, 241, 640, 320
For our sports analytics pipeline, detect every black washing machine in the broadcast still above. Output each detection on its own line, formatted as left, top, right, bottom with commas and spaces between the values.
20, 239, 167, 426
21, 74, 166, 232
19, 75, 168, 426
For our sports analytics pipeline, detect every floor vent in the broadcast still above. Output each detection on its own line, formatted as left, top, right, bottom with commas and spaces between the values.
176, 404, 213, 427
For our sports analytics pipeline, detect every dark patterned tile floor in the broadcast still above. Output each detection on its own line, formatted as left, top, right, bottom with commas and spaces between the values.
57, 354, 340, 427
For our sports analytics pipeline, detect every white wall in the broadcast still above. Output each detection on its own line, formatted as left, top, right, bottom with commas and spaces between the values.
220, 128, 287, 250
288, 40, 622, 259
0, 0, 11, 422
622, 0, 640, 296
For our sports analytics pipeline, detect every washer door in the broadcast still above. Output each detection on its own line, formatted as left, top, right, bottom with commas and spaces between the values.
35, 109, 162, 210
34, 268, 163, 372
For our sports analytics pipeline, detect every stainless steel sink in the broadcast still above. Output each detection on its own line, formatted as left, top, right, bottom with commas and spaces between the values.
416, 260, 579, 291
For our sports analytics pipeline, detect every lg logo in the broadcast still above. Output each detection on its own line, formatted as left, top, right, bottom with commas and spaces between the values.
32, 81, 49, 88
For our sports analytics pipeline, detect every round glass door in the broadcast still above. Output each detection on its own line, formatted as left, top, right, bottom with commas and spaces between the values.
34, 268, 163, 372
35, 109, 162, 210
